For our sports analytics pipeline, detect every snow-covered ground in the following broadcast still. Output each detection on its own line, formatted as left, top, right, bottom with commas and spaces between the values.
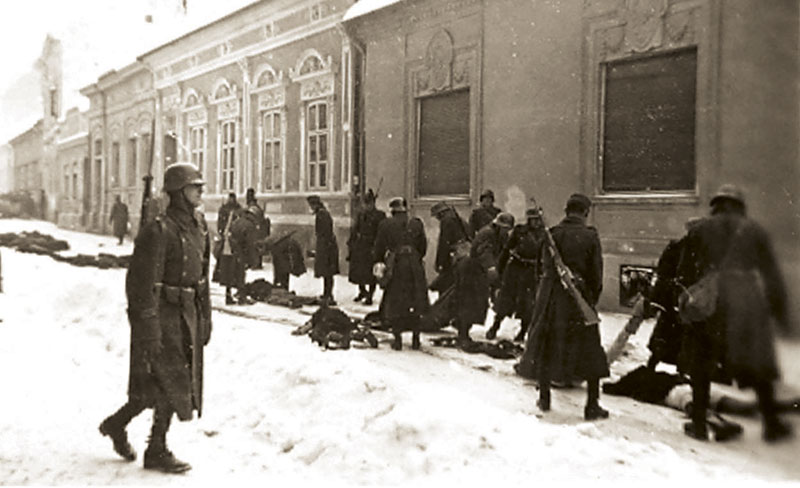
1, 218, 799, 484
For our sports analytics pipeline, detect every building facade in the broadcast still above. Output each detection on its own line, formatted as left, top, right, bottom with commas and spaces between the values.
9, 120, 45, 217
0, 144, 13, 194
55, 107, 89, 229
138, 0, 359, 259
80, 63, 156, 233
344, 0, 800, 314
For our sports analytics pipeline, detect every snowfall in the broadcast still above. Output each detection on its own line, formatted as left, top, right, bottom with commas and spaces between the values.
1, 218, 799, 486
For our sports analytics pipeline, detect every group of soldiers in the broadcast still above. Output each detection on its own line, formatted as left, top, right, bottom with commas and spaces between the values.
97, 161, 793, 475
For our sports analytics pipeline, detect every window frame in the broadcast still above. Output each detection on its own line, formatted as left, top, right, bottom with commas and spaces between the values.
305, 99, 330, 190
111, 141, 121, 188
260, 109, 283, 192
598, 47, 698, 195
219, 119, 237, 193
189, 126, 206, 175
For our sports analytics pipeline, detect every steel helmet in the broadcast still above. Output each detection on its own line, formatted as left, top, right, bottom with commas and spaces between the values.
163, 162, 204, 192
493, 212, 515, 228
710, 184, 745, 207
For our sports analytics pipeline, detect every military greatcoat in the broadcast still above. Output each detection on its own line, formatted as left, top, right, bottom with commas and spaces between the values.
348, 207, 386, 285
313, 206, 340, 278
521, 215, 608, 383
126, 199, 212, 421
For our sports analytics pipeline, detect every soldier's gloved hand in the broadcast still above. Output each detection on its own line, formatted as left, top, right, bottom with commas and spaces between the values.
486, 266, 499, 284
373, 262, 386, 279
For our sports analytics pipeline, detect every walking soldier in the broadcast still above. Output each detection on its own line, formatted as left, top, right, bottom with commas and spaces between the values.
430, 201, 470, 292
486, 208, 546, 341
373, 197, 429, 350
99, 162, 212, 473
678, 184, 792, 443
347, 189, 385, 305
109, 195, 129, 245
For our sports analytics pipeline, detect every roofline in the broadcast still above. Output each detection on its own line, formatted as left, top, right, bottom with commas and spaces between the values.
138, 0, 264, 61
8, 120, 44, 145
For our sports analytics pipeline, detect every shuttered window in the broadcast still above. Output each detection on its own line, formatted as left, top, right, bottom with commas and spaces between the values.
602, 48, 697, 192
417, 89, 470, 196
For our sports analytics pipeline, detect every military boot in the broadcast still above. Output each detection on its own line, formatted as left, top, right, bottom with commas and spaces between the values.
392, 334, 403, 351
485, 316, 502, 340
537, 388, 551, 412
98, 417, 136, 461
143, 441, 192, 474
411, 331, 421, 350
584, 403, 609, 421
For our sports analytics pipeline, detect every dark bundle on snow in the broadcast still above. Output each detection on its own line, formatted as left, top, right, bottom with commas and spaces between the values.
306, 305, 378, 350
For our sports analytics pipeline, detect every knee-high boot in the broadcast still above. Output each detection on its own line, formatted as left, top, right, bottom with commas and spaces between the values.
144, 402, 191, 473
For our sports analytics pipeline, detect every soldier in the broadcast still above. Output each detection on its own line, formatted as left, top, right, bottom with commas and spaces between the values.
430, 201, 470, 292
270, 234, 305, 291
216, 193, 241, 236
98, 162, 212, 473
245, 188, 270, 269
469, 189, 502, 237
678, 184, 792, 443
522, 193, 608, 420
486, 208, 546, 341
373, 197, 429, 350
307, 195, 339, 304
645, 217, 704, 370
109, 195, 129, 245
347, 189, 385, 305
226, 206, 261, 305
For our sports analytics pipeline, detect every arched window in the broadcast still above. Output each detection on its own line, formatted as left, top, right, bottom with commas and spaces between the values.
299, 55, 324, 76
215, 84, 230, 100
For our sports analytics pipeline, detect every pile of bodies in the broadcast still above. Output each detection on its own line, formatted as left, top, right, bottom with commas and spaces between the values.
0, 231, 130, 269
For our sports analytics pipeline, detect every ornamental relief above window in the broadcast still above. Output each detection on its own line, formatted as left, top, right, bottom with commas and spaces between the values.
413, 29, 475, 98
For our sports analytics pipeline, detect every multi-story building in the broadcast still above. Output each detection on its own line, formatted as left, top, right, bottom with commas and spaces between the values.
80, 62, 156, 233
0, 144, 12, 194
344, 0, 800, 314
55, 107, 89, 229
138, 0, 359, 258
9, 120, 45, 217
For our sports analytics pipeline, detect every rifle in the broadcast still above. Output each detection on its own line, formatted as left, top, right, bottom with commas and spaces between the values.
138, 119, 157, 236
538, 208, 601, 326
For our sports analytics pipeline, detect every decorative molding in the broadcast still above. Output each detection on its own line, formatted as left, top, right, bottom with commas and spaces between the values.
216, 98, 240, 120
186, 106, 208, 126
257, 86, 286, 111
622, 0, 669, 52
299, 73, 334, 101
413, 30, 475, 97
252, 63, 283, 90
291, 49, 334, 81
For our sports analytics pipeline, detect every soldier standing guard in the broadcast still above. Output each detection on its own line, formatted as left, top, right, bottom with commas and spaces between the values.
109, 195, 129, 245
521, 194, 609, 420
98, 162, 212, 473
469, 189, 502, 237
373, 197, 429, 350
347, 189, 385, 305
430, 201, 470, 292
486, 207, 546, 341
307, 195, 339, 304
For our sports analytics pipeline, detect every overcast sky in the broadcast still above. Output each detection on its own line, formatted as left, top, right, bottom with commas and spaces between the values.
0, 0, 255, 144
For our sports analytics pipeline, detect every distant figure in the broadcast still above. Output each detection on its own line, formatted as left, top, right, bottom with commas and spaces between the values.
307, 195, 339, 304
469, 189, 502, 237
226, 206, 260, 305
217, 193, 241, 236
270, 235, 306, 291
347, 189, 385, 305
109, 196, 129, 245
678, 184, 793, 443
245, 188, 269, 269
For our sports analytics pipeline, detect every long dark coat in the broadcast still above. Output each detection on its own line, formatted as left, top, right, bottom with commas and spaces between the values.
271, 237, 305, 288
494, 224, 545, 319
647, 238, 686, 365
373, 211, 429, 322
348, 207, 386, 285
230, 213, 260, 269
469, 205, 501, 237
126, 200, 212, 421
433, 209, 469, 291
215, 213, 249, 289
216, 201, 241, 235
520, 215, 608, 383
677, 213, 789, 387
452, 255, 489, 326
110, 202, 129, 238
313, 206, 339, 278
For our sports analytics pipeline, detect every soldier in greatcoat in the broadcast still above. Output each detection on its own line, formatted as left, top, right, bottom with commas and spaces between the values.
468, 189, 502, 237
678, 184, 792, 443
347, 189, 385, 305
98, 162, 212, 473
373, 197, 429, 350
216, 193, 241, 236
308, 195, 339, 304
457, 212, 514, 343
521, 194, 609, 421
109, 196, 129, 245
225, 206, 261, 305
430, 201, 470, 292
486, 208, 546, 342
245, 188, 269, 269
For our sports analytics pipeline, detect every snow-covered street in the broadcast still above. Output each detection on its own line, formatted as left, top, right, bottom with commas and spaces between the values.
1, 219, 799, 484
